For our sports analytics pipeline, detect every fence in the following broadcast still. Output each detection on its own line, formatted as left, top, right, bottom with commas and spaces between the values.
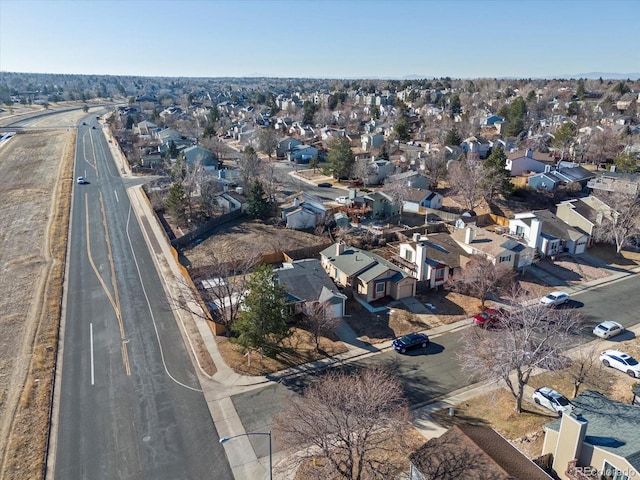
171, 210, 244, 248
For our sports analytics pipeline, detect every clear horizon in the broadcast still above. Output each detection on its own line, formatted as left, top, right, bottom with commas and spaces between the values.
1, 0, 639, 80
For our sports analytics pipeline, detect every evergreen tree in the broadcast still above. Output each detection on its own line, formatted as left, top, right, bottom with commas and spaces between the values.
302, 101, 318, 125
576, 78, 586, 100
483, 147, 513, 200
232, 264, 290, 356
246, 181, 270, 219
444, 127, 462, 146
614, 152, 638, 173
393, 118, 410, 142
165, 182, 188, 223
327, 136, 354, 179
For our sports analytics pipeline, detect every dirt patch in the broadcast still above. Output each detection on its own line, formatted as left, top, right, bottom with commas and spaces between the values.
184, 220, 329, 269
216, 327, 348, 376
588, 243, 640, 270
0, 107, 89, 478
534, 255, 611, 284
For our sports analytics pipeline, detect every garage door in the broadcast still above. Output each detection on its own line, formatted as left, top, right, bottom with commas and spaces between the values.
397, 283, 414, 299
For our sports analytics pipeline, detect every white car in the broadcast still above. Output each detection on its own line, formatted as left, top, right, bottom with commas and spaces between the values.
600, 350, 640, 378
532, 387, 573, 414
593, 321, 625, 339
335, 196, 348, 204
540, 291, 570, 307
76, 176, 85, 184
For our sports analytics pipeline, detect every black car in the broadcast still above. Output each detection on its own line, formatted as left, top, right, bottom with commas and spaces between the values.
317, 182, 332, 188
392, 333, 429, 353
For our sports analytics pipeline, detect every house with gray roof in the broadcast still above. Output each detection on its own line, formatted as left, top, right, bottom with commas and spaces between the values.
385, 171, 430, 190
556, 196, 615, 247
281, 192, 327, 230
542, 390, 640, 480
275, 259, 347, 319
587, 170, 640, 196
320, 243, 416, 302
509, 210, 589, 257
182, 145, 219, 170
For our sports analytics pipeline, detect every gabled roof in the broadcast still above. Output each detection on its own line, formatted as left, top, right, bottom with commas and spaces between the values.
403, 187, 435, 203
276, 259, 344, 304
410, 424, 552, 479
532, 210, 586, 241
545, 390, 640, 472
407, 232, 468, 269
451, 227, 528, 258
320, 244, 412, 282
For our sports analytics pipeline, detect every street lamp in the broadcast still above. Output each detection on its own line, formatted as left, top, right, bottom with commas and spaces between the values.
219, 431, 272, 480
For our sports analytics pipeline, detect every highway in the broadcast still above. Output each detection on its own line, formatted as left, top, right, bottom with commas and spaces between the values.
53, 117, 232, 479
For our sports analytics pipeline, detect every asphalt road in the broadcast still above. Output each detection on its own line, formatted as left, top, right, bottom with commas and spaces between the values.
231, 272, 640, 458
53, 116, 232, 480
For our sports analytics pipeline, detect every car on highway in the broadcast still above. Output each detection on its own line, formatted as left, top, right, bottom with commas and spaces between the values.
600, 350, 640, 377
392, 332, 429, 354
540, 291, 570, 307
76, 176, 85, 184
335, 196, 348, 204
81, 121, 86, 125
92, 126, 96, 129
593, 321, 625, 339
532, 387, 573, 415
473, 308, 507, 328
317, 182, 333, 188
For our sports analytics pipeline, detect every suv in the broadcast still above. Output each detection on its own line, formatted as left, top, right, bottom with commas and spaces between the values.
392, 333, 429, 354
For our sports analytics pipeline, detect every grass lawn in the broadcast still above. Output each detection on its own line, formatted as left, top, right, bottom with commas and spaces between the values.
216, 326, 348, 376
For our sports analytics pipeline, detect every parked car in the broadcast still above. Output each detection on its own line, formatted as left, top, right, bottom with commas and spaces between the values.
335, 196, 348, 204
348, 180, 363, 187
600, 350, 640, 378
593, 321, 625, 339
540, 291, 570, 307
473, 308, 507, 328
392, 333, 429, 353
317, 182, 332, 188
76, 176, 85, 184
532, 387, 573, 414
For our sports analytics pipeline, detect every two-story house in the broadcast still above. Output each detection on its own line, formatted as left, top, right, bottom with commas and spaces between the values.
509, 211, 589, 257
555, 196, 614, 247
506, 149, 555, 176
542, 390, 640, 480
281, 193, 327, 230
451, 226, 535, 269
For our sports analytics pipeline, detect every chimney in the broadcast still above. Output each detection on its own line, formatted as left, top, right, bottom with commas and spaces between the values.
336, 242, 346, 256
464, 227, 474, 244
413, 232, 421, 242
415, 241, 428, 281
544, 164, 551, 173
526, 148, 533, 158
552, 413, 588, 478
529, 218, 542, 249
294, 197, 300, 207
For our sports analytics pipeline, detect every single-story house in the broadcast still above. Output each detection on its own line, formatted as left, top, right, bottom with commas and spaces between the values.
528, 170, 564, 191
320, 243, 416, 301
401, 187, 443, 212
385, 171, 430, 190
281, 192, 327, 230
215, 191, 247, 213
275, 259, 347, 319
542, 390, 640, 480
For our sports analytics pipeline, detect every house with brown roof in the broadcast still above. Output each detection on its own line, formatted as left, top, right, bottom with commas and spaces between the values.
509, 210, 589, 256
391, 232, 469, 288
409, 424, 553, 480
506, 149, 555, 176
451, 226, 535, 269
401, 187, 444, 212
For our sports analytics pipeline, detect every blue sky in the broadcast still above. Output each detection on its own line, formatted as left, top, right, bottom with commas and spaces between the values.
1, 0, 639, 79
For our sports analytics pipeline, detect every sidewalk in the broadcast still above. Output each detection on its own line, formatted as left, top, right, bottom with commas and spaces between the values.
114, 132, 640, 477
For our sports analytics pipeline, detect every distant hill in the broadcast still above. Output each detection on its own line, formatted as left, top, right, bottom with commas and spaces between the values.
558, 72, 640, 80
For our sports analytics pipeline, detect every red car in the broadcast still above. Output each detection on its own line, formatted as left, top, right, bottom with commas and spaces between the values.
348, 180, 363, 187
473, 308, 507, 328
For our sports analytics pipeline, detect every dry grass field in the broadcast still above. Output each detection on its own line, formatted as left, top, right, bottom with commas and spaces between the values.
0, 105, 90, 479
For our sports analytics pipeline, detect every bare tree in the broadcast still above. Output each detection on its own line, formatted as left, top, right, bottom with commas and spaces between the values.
257, 127, 278, 160
585, 127, 622, 164
188, 243, 259, 332
237, 146, 262, 188
301, 301, 340, 353
446, 156, 488, 212
593, 189, 640, 255
447, 255, 515, 308
421, 149, 448, 190
274, 367, 411, 480
458, 296, 584, 413
383, 181, 411, 223
565, 345, 607, 399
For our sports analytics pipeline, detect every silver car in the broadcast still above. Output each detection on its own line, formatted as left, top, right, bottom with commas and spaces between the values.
593, 321, 624, 339
540, 291, 570, 307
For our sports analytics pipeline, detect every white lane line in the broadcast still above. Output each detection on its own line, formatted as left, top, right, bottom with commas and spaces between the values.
114, 191, 119, 203
90, 322, 95, 386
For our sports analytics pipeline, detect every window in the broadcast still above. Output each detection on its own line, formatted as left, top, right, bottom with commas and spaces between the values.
515, 225, 524, 236
499, 255, 511, 263
405, 250, 414, 262
435, 267, 445, 281
602, 461, 629, 480
375, 282, 385, 294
